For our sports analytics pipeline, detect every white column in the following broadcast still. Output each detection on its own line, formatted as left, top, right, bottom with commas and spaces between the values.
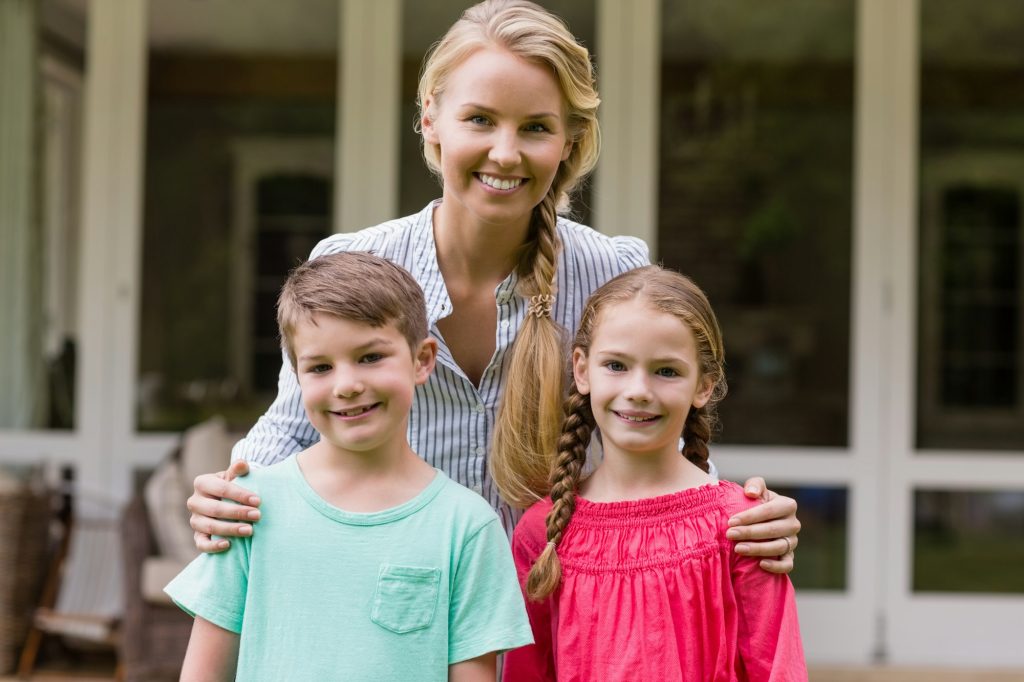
76, 0, 148, 514
593, 0, 660, 250
336, 0, 401, 233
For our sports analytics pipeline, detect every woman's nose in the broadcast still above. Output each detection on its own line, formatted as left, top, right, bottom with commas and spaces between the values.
488, 127, 522, 167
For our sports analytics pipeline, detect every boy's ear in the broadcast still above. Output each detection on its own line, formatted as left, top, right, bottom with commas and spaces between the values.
413, 338, 438, 385
692, 377, 715, 409
571, 348, 590, 395
421, 99, 439, 145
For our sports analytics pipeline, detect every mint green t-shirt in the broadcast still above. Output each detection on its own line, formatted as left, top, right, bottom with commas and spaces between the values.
165, 458, 533, 681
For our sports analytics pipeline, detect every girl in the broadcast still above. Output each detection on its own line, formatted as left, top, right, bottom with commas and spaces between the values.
504, 266, 807, 681
186, 0, 799, 570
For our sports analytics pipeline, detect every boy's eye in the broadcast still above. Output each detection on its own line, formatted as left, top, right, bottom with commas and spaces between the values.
360, 353, 384, 364
308, 363, 331, 374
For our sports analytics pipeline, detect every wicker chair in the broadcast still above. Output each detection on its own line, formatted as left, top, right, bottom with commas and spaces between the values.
119, 494, 192, 682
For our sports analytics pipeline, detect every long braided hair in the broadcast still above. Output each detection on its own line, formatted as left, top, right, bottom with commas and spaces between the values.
416, 0, 602, 509
526, 265, 728, 601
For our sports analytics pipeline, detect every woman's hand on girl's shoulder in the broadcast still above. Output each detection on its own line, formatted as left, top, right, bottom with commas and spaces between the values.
724, 477, 800, 575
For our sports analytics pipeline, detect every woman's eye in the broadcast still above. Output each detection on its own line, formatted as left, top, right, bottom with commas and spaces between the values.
524, 122, 549, 133
469, 115, 490, 125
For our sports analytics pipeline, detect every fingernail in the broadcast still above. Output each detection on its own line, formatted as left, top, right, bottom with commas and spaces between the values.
217, 540, 229, 549
239, 525, 253, 536
247, 510, 261, 520
726, 529, 740, 540
727, 516, 740, 526
249, 495, 261, 506
745, 486, 757, 495
735, 543, 750, 554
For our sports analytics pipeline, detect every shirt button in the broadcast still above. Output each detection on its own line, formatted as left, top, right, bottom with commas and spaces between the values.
500, 320, 511, 330
471, 484, 483, 495
474, 403, 485, 413
475, 446, 485, 457
497, 292, 511, 304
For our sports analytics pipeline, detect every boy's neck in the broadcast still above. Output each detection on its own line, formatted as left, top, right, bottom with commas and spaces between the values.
580, 445, 713, 503
297, 439, 437, 513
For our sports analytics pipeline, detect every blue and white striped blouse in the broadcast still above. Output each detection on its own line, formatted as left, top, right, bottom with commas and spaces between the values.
232, 200, 650, 530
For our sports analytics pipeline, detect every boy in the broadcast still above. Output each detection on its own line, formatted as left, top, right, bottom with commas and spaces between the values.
165, 252, 533, 681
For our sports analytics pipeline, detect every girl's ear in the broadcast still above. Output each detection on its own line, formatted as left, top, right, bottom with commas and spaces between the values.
421, 98, 439, 145
571, 347, 590, 395
692, 377, 715, 409
413, 338, 438, 385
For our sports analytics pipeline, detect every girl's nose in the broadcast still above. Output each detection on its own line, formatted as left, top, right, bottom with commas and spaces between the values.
623, 371, 652, 403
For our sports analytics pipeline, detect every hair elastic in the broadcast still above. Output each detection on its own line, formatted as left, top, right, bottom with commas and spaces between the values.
527, 294, 555, 319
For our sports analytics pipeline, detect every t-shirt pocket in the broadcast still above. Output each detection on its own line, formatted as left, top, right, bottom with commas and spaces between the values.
370, 564, 441, 634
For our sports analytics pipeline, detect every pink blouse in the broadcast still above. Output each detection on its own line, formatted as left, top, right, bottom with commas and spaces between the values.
502, 481, 806, 681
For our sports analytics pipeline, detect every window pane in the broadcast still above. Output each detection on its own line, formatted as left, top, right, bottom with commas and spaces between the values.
0, 1, 84, 430
658, 0, 855, 447
398, 0, 596, 224
137, 0, 337, 431
914, 490, 1024, 593
917, 0, 1024, 450
773, 486, 847, 590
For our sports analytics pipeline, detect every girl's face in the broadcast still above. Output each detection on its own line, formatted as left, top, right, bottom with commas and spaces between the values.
572, 301, 715, 461
422, 46, 573, 237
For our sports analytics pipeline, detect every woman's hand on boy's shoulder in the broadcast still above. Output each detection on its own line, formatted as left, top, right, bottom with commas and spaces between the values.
187, 459, 262, 553
725, 477, 800, 575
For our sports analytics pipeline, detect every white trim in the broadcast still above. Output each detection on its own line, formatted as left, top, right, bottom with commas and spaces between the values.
593, 0, 659, 248
76, 0, 148, 513
337, 0, 400, 233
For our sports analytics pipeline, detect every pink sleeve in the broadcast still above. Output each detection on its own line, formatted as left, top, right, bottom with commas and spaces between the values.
729, 500, 808, 681
502, 506, 557, 682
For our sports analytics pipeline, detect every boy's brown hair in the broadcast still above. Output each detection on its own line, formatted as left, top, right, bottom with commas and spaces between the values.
277, 252, 428, 368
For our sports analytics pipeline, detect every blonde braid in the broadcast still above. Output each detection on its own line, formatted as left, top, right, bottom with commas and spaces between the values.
525, 385, 593, 601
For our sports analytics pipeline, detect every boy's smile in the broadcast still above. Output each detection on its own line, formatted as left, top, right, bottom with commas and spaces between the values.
292, 314, 435, 458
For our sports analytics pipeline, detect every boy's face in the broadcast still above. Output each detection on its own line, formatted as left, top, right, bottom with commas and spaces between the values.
292, 313, 436, 456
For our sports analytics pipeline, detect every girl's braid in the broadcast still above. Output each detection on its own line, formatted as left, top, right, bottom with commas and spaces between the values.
525, 385, 593, 601
682, 406, 712, 473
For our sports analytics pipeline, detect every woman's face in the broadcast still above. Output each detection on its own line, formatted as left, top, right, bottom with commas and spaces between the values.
422, 47, 573, 237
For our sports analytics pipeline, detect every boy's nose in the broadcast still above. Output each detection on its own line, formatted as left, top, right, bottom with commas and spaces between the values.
333, 376, 364, 398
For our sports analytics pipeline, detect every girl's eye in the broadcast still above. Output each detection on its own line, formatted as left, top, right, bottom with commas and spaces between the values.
605, 361, 626, 372
656, 367, 680, 378
360, 353, 384, 364
308, 363, 331, 374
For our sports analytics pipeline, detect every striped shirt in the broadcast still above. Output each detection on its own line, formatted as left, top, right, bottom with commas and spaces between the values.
232, 200, 650, 530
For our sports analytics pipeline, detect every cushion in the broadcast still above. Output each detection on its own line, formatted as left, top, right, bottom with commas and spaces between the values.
143, 454, 196, 565
141, 556, 186, 605
144, 416, 237, 565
